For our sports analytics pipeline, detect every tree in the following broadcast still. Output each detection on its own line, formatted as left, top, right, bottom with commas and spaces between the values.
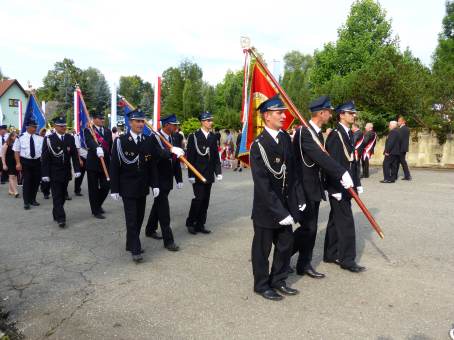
0, 67, 8, 80
202, 82, 215, 113
213, 70, 243, 129
311, 0, 396, 87
80, 67, 111, 113
281, 51, 314, 115
161, 67, 184, 116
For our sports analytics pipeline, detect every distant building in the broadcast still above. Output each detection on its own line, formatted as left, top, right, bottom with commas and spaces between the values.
0, 79, 28, 128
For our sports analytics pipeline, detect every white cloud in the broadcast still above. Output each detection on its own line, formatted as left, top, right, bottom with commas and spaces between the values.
0, 0, 445, 88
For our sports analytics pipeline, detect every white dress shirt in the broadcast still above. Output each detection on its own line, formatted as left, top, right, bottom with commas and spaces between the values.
12, 132, 44, 159
74, 134, 88, 159
129, 131, 142, 144
264, 126, 281, 144
339, 122, 350, 135
200, 128, 210, 139
309, 120, 322, 134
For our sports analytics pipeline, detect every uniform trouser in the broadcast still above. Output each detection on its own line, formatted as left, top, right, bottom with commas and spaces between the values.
186, 182, 212, 229
123, 196, 147, 255
0, 161, 8, 183
361, 157, 370, 178
383, 155, 398, 181
252, 223, 293, 293
398, 152, 411, 179
145, 189, 175, 246
74, 158, 86, 194
51, 180, 69, 222
87, 170, 110, 214
324, 197, 356, 267
21, 158, 41, 205
293, 200, 321, 270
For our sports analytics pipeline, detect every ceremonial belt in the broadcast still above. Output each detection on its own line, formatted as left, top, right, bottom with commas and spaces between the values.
354, 136, 364, 161
192, 132, 209, 157
116, 138, 139, 166
362, 133, 377, 160
94, 129, 109, 151
46, 136, 64, 161
336, 130, 354, 162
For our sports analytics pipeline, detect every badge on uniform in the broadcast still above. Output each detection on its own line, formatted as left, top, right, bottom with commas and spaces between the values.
275, 157, 281, 164
145, 154, 151, 161
128, 136, 132, 141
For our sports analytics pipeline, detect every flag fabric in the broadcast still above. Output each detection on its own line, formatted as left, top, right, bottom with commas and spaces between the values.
21, 94, 46, 133
238, 54, 296, 165
74, 89, 89, 148
153, 76, 161, 130
119, 96, 153, 136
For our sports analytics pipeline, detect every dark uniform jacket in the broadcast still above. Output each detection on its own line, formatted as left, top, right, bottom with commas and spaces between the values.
186, 129, 221, 184
41, 133, 80, 182
384, 129, 401, 156
110, 132, 159, 198
251, 129, 305, 228
399, 125, 410, 153
325, 123, 361, 195
293, 125, 345, 202
84, 126, 113, 172
153, 132, 183, 191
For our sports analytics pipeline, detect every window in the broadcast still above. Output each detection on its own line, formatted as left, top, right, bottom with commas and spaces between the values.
9, 99, 19, 107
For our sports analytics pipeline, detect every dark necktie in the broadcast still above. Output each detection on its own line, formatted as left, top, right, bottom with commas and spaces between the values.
168, 135, 172, 144
30, 135, 35, 158
1, 136, 4, 145
348, 130, 354, 145
318, 131, 324, 143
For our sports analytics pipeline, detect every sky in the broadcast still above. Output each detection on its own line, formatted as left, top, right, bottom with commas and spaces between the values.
0, 0, 446, 90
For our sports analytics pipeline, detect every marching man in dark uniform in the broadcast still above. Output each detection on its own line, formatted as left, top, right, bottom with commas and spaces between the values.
380, 121, 400, 183
41, 117, 81, 228
250, 95, 306, 301
13, 118, 44, 210
185, 112, 222, 235
397, 116, 412, 180
110, 109, 160, 263
84, 111, 112, 219
145, 114, 183, 252
361, 123, 377, 178
324, 101, 365, 273
292, 96, 348, 278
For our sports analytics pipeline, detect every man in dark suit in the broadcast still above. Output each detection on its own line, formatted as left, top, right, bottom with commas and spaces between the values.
397, 116, 412, 180
84, 112, 112, 219
185, 112, 222, 235
41, 116, 81, 228
361, 123, 377, 178
110, 109, 160, 263
324, 101, 365, 273
380, 121, 401, 183
292, 96, 347, 279
250, 95, 306, 301
145, 114, 183, 251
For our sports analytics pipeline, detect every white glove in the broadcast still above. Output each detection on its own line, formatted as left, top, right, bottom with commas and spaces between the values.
331, 193, 342, 201
216, 174, 223, 181
176, 182, 184, 189
41, 177, 50, 182
188, 178, 196, 184
357, 186, 364, 194
110, 193, 120, 200
152, 188, 160, 198
74, 172, 81, 178
171, 147, 184, 158
298, 204, 306, 212
340, 171, 354, 189
96, 147, 104, 158
279, 215, 295, 226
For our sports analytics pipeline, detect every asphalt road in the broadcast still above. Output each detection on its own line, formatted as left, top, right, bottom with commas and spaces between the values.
0, 167, 453, 339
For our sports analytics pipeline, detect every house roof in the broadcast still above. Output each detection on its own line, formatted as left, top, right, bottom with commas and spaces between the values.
0, 79, 27, 97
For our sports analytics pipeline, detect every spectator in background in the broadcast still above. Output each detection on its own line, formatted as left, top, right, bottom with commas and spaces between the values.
1, 131, 20, 197
397, 116, 412, 181
214, 127, 221, 148
380, 121, 400, 183
112, 126, 119, 140
233, 129, 244, 172
361, 123, 377, 178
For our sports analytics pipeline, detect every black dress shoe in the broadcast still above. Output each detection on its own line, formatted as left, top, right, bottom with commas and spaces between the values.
24, 204, 31, 210
165, 243, 180, 252
341, 264, 367, 273
65, 196, 72, 201
58, 221, 66, 228
273, 284, 299, 296
132, 254, 143, 263
44, 195, 50, 199
187, 227, 197, 235
126, 248, 145, 254
402, 177, 412, 181
31, 201, 40, 206
258, 289, 283, 301
74, 192, 83, 196
93, 213, 106, 219
99, 207, 106, 214
198, 226, 211, 234
287, 266, 295, 274
146, 231, 163, 240
297, 266, 326, 279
